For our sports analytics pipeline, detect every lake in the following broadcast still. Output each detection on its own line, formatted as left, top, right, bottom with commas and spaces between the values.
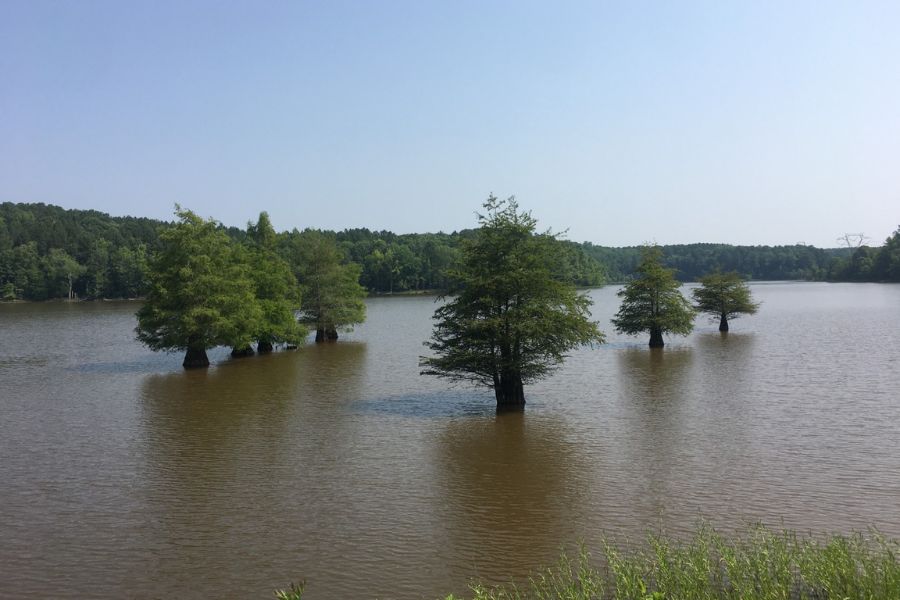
1, 282, 899, 599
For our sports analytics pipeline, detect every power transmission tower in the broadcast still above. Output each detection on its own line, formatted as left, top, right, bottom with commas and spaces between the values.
837, 233, 869, 250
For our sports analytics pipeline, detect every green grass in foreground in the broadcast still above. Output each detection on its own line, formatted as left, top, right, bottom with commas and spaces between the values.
275, 524, 900, 600
445, 525, 899, 600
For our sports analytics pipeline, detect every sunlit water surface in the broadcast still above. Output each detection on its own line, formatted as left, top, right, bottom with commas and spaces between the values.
1, 283, 899, 599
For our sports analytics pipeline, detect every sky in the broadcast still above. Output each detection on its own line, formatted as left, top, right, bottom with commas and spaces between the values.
1, 1, 898, 248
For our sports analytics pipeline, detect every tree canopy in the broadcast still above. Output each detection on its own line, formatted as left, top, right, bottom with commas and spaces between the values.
283, 229, 367, 342
135, 207, 261, 367
241, 212, 306, 353
692, 271, 760, 331
420, 196, 604, 410
612, 245, 695, 347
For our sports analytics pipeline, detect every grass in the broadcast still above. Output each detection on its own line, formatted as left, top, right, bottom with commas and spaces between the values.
274, 581, 305, 600
440, 524, 900, 600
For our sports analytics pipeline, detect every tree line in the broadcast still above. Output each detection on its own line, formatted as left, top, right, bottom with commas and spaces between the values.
0, 202, 158, 300
1, 202, 898, 301
826, 226, 900, 282
582, 241, 846, 282
0, 202, 600, 301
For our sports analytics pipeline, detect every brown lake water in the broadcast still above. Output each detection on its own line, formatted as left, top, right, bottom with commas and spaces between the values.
1, 282, 899, 599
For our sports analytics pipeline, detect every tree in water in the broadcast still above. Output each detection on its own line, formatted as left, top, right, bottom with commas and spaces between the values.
612, 245, 694, 347
232, 212, 306, 356
420, 196, 604, 411
285, 230, 366, 342
692, 271, 759, 331
136, 207, 261, 368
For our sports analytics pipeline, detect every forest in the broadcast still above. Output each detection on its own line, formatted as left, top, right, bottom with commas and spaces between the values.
1, 202, 897, 301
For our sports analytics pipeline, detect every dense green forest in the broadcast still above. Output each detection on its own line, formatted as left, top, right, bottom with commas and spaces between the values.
826, 226, 900, 282
1, 203, 898, 301
582, 242, 842, 281
0, 203, 159, 300
0, 202, 599, 300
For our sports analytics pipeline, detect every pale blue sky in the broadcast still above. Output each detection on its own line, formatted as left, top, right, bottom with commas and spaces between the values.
2, 1, 898, 246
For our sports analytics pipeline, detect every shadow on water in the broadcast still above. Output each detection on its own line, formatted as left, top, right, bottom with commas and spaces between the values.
353, 389, 497, 419
136, 341, 371, 493
289, 341, 369, 401
690, 331, 757, 451
136, 348, 310, 509
693, 332, 756, 379
694, 330, 756, 351
432, 411, 588, 590
68, 355, 184, 374
610, 348, 696, 530
132, 343, 370, 598
608, 339, 762, 538
616, 347, 695, 402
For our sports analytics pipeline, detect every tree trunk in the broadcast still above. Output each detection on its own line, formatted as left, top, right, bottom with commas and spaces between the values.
231, 345, 255, 358
183, 347, 209, 368
719, 314, 729, 332
495, 371, 525, 411
257, 340, 274, 353
649, 327, 664, 348
315, 327, 339, 343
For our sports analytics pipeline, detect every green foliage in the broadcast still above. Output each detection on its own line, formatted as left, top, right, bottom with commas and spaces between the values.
834, 226, 900, 282
82, 239, 110, 298
5, 241, 46, 299
334, 226, 602, 293
108, 244, 148, 298
282, 230, 366, 338
248, 210, 278, 250
442, 524, 900, 600
692, 271, 759, 325
612, 245, 695, 346
421, 196, 604, 407
873, 226, 900, 281
244, 213, 306, 347
273, 581, 305, 600
582, 242, 836, 282
135, 207, 261, 356
0, 202, 163, 300
5, 202, 894, 301
43, 248, 85, 299
0, 203, 600, 300
336, 228, 461, 292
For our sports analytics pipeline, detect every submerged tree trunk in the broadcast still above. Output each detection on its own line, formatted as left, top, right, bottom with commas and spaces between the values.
719, 314, 729, 332
649, 327, 664, 348
231, 345, 255, 358
183, 347, 210, 368
257, 340, 274, 353
315, 327, 339, 343
494, 371, 525, 411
